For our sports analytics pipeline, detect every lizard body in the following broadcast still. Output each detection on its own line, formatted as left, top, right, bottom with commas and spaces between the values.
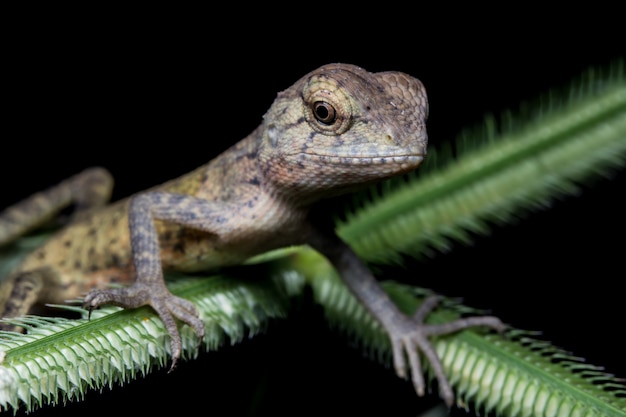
0, 63, 503, 406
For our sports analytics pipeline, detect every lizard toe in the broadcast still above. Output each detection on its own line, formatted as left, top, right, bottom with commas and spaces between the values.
389, 320, 454, 406
164, 295, 206, 342
387, 308, 505, 407
148, 293, 205, 370
82, 286, 150, 312
83, 282, 205, 370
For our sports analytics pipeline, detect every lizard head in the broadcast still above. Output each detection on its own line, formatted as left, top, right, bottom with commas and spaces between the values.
259, 63, 429, 203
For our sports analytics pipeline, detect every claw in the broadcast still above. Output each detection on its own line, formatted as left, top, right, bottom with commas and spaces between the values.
82, 285, 205, 371
387, 295, 505, 407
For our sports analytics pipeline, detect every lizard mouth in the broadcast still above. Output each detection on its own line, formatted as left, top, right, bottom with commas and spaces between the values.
300, 153, 424, 167
296, 131, 427, 169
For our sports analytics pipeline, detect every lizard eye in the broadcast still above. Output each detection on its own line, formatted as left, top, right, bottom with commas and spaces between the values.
302, 75, 354, 135
312, 101, 336, 125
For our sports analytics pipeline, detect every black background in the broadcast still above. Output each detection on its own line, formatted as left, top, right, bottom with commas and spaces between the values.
3, 10, 624, 417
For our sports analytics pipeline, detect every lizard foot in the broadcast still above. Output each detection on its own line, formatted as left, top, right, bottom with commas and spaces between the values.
83, 284, 206, 371
389, 295, 506, 407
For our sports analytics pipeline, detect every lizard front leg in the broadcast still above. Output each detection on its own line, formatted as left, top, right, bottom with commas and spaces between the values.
82, 191, 247, 370
307, 227, 505, 407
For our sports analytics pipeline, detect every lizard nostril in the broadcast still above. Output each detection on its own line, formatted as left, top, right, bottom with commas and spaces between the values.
384, 134, 394, 144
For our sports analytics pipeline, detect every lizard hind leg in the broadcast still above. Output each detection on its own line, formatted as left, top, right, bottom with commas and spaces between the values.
0, 167, 114, 246
0, 269, 45, 332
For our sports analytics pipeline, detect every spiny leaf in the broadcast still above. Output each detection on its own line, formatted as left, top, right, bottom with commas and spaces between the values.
285, 247, 626, 417
0, 272, 301, 413
338, 59, 626, 265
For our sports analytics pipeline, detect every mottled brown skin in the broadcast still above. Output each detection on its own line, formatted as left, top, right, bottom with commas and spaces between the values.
0, 64, 503, 407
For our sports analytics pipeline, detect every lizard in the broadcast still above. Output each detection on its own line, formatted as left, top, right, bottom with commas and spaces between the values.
0, 63, 504, 407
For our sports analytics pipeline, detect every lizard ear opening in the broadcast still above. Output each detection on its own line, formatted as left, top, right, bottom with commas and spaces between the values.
302, 75, 354, 135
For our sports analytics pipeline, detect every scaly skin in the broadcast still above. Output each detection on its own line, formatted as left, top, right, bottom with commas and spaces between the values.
0, 63, 504, 407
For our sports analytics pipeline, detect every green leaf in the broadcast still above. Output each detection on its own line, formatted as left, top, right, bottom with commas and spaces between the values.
338, 59, 626, 264
284, 247, 626, 417
0, 271, 300, 413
